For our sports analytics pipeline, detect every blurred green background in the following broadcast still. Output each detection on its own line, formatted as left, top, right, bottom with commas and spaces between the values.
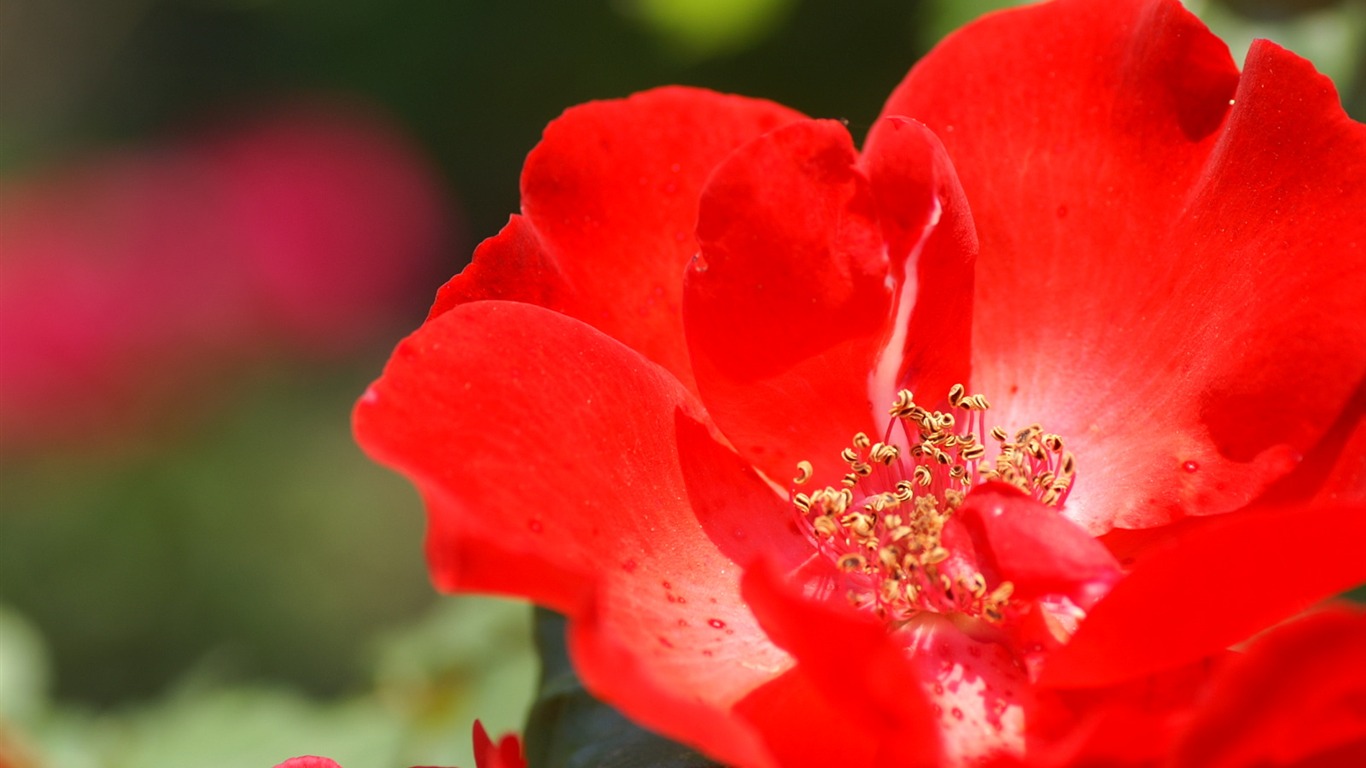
1, 1, 1361, 766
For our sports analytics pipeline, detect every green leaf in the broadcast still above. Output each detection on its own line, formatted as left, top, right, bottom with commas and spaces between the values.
524, 609, 720, 768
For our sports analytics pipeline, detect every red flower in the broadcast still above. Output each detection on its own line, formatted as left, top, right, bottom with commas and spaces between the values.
355, 0, 1366, 765
469, 721, 526, 768
275, 758, 346, 768
273, 721, 524, 768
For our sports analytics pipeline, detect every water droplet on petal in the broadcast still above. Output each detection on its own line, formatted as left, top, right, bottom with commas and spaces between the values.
690, 254, 708, 273
951, 707, 964, 720
1182, 460, 1200, 473
708, 619, 726, 629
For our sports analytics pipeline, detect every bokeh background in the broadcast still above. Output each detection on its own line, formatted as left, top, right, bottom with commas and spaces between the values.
1, 1, 1362, 766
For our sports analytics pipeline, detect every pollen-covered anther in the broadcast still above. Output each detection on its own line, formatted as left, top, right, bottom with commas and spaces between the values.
869, 442, 900, 464
789, 385, 1076, 627
813, 515, 839, 538
837, 553, 867, 572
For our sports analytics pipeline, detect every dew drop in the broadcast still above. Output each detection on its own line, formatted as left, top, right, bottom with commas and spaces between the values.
1182, 460, 1200, 473
951, 707, 964, 721
677, 619, 688, 627
662, 581, 672, 590
708, 618, 726, 629
676, 596, 687, 604
658, 636, 674, 649
691, 254, 709, 273
933, 682, 944, 695
702, 649, 714, 657
666, 594, 678, 603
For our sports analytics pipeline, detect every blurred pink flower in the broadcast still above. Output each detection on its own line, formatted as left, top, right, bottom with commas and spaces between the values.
0, 96, 455, 449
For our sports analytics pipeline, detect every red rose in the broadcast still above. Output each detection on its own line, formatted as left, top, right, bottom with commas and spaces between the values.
355, 0, 1365, 764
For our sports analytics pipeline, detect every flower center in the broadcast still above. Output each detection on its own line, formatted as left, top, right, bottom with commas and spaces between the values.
791, 385, 1075, 626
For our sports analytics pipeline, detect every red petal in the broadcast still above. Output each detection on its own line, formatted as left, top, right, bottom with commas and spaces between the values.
1105, 380, 1366, 566
274, 759, 343, 768
567, 590, 783, 768
1023, 658, 1220, 767
683, 119, 897, 487
896, 617, 1031, 766
430, 215, 568, 319
740, 559, 943, 767
1260, 377, 1366, 507
431, 87, 804, 394
472, 721, 525, 768
947, 485, 1121, 613
880, 0, 1366, 533
1317, 406, 1366, 504
1171, 608, 1366, 768
860, 116, 977, 411
733, 669, 879, 768
354, 301, 806, 763
1041, 501, 1366, 688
